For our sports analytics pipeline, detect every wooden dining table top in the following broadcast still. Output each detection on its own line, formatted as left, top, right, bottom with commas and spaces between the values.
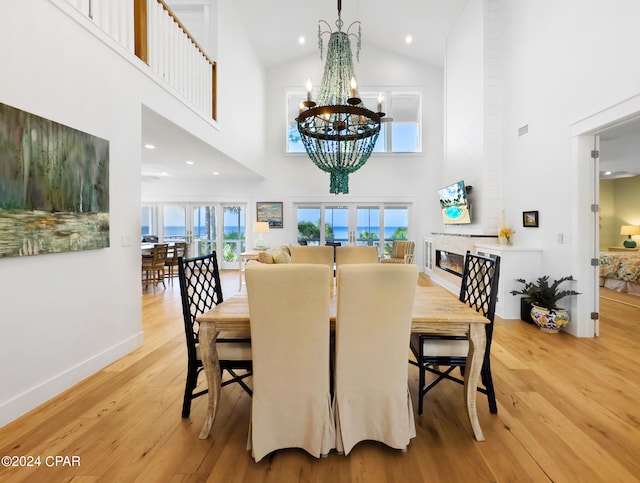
197, 285, 489, 333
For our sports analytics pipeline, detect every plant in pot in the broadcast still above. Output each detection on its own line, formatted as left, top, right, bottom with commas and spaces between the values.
510, 276, 580, 333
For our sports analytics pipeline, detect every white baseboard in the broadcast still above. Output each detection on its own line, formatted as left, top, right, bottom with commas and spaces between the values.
0, 332, 144, 428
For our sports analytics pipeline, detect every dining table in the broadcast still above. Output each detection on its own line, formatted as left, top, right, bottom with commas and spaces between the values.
195, 285, 490, 441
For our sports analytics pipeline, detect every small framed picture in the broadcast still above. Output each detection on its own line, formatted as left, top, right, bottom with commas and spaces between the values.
523, 210, 539, 227
257, 202, 283, 228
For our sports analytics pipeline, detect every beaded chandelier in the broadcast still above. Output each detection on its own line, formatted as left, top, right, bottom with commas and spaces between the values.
296, 0, 385, 194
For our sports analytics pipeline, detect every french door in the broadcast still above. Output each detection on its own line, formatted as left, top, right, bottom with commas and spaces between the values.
297, 203, 410, 256
149, 203, 246, 270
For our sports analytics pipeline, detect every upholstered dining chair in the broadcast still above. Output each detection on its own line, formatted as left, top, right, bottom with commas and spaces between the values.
289, 245, 335, 291
165, 242, 187, 283
245, 263, 335, 462
334, 263, 419, 455
409, 251, 501, 415
335, 246, 379, 266
177, 253, 252, 419
380, 240, 415, 264
142, 243, 169, 291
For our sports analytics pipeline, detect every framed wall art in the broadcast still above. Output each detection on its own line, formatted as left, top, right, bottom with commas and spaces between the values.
256, 201, 283, 228
523, 210, 539, 227
0, 102, 110, 258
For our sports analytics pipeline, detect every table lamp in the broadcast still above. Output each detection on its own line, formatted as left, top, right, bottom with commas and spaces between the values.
254, 222, 270, 249
620, 225, 640, 248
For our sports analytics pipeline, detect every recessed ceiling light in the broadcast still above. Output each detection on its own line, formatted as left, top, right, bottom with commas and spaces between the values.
144, 144, 155, 149
212, 171, 220, 176
405, 35, 413, 45
161, 171, 169, 176
605, 171, 612, 175
185, 160, 195, 165
298, 36, 305, 45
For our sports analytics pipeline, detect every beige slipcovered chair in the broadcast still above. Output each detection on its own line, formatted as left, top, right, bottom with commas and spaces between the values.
334, 263, 419, 455
335, 246, 379, 266
380, 240, 415, 264
289, 245, 335, 291
245, 263, 335, 462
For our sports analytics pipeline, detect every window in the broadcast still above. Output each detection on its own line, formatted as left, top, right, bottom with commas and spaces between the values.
286, 91, 421, 153
296, 203, 410, 254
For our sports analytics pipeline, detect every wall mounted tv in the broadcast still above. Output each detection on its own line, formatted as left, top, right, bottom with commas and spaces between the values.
438, 180, 471, 224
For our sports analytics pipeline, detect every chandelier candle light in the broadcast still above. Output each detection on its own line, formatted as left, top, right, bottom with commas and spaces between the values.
296, 0, 385, 194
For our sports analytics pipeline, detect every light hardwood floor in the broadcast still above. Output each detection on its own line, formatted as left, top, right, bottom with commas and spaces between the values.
1, 273, 639, 482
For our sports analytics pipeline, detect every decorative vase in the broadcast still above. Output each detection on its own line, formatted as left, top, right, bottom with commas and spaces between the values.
530, 304, 569, 333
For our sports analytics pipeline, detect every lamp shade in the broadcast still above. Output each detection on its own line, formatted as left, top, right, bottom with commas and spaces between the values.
620, 225, 640, 236
254, 222, 270, 233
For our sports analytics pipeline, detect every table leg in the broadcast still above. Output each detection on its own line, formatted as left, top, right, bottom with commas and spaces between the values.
238, 256, 243, 291
198, 322, 222, 439
465, 324, 486, 441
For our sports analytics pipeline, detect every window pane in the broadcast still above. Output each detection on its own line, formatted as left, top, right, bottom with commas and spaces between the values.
287, 93, 306, 152
163, 206, 187, 242
193, 205, 216, 256
297, 207, 321, 245
390, 94, 420, 153
141, 206, 157, 237
356, 207, 380, 246
383, 207, 409, 256
391, 122, 420, 152
223, 206, 245, 262
324, 206, 349, 245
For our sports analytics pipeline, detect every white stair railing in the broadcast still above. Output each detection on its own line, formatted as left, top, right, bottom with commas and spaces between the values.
62, 0, 216, 120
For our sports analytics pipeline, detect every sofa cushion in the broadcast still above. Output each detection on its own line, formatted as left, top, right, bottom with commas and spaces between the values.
271, 247, 291, 264
257, 251, 274, 264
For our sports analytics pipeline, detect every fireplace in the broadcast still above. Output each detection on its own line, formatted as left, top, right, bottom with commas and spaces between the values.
436, 250, 465, 277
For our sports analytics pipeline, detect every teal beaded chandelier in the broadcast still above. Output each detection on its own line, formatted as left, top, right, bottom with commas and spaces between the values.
296, 0, 385, 194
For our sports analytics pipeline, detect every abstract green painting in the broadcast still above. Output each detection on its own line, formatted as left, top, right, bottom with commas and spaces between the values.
0, 102, 110, 258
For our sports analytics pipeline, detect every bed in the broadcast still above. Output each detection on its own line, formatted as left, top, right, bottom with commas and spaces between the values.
599, 252, 640, 295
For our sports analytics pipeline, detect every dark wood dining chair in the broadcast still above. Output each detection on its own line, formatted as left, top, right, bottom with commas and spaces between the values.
410, 251, 501, 415
177, 253, 252, 418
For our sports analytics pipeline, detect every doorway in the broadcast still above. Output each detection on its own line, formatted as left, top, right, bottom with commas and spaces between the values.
571, 92, 640, 337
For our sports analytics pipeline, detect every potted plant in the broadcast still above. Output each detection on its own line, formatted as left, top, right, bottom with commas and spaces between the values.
510, 276, 580, 333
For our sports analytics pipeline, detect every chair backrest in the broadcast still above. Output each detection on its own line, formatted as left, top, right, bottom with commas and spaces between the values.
391, 240, 415, 260
177, 253, 224, 363
152, 243, 169, 264
170, 242, 188, 262
245, 263, 335, 461
334, 263, 418, 454
335, 246, 379, 265
290, 245, 335, 290
459, 251, 501, 343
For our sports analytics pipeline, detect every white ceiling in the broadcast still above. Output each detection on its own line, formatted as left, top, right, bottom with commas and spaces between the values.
234, 0, 468, 69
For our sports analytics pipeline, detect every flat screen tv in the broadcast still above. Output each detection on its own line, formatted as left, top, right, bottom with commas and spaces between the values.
438, 180, 471, 224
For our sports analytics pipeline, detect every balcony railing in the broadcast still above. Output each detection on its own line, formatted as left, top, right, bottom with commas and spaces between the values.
65, 0, 216, 120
